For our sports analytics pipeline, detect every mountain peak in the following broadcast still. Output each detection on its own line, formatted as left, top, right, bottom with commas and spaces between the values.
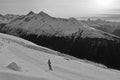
69, 17, 78, 21
38, 11, 50, 17
27, 11, 35, 15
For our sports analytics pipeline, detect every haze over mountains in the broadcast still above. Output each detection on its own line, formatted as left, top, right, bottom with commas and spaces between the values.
0, 11, 120, 71
81, 19, 120, 37
78, 14, 120, 22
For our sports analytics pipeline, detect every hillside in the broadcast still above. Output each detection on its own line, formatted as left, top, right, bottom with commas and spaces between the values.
0, 33, 120, 80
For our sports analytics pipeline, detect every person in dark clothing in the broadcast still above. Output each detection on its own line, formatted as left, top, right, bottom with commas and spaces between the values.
48, 59, 53, 71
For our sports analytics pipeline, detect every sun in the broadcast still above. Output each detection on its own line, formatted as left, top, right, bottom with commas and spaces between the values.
94, 0, 114, 10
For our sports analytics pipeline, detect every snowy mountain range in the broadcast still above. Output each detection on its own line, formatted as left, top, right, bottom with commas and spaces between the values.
81, 19, 120, 37
0, 11, 120, 71
2, 11, 119, 39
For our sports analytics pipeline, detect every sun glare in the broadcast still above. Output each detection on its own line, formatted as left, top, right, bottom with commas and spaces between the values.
94, 0, 114, 10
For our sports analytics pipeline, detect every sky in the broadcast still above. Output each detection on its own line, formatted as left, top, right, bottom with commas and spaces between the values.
0, 0, 120, 18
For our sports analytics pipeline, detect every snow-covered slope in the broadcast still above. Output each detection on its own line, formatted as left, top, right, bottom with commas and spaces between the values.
0, 31, 120, 80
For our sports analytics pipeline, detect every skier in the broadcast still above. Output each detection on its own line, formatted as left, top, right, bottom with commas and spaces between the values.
48, 59, 53, 71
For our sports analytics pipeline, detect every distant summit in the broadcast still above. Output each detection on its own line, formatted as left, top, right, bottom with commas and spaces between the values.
38, 11, 50, 17
69, 17, 78, 23
81, 19, 120, 37
27, 11, 35, 15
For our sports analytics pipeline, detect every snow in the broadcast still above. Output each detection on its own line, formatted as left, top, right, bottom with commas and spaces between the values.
0, 33, 38, 46
0, 33, 119, 80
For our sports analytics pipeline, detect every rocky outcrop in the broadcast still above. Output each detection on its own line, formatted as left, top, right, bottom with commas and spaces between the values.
7, 62, 21, 71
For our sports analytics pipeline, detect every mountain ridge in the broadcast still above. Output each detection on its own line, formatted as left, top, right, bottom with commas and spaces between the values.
2, 11, 119, 40
81, 19, 120, 37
